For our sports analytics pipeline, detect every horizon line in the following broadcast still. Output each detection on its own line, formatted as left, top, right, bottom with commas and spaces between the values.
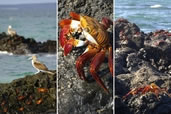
0, 2, 56, 6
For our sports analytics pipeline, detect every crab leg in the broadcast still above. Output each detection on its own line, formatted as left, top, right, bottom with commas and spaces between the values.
122, 88, 136, 99
122, 87, 144, 99
108, 46, 113, 76
90, 50, 109, 93
70, 12, 81, 20
101, 17, 113, 30
76, 47, 98, 80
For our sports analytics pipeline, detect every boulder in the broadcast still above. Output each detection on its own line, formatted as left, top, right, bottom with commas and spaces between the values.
0, 32, 56, 54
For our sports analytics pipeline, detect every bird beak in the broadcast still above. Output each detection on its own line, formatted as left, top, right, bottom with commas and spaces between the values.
28, 57, 32, 60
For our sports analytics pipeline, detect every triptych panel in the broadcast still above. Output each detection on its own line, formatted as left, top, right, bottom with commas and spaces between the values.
0, 0, 170, 114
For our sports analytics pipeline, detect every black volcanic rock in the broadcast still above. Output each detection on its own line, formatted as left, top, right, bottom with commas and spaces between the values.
0, 32, 56, 54
58, 0, 113, 21
115, 18, 145, 49
0, 71, 56, 113
115, 18, 171, 114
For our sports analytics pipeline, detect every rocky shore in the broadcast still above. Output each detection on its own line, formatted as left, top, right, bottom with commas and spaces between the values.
0, 71, 56, 113
115, 18, 171, 114
58, 0, 113, 114
0, 32, 56, 54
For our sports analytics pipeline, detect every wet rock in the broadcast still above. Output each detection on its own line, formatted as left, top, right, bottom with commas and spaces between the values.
115, 18, 145, 49
0, 32, 56, 54
115, 18, 171, 114
58, 0, 113, 114
142, 30, 171, 74
0, 71, 56, 113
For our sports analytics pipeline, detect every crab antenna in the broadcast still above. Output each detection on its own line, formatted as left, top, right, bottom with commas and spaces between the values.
70, 12, 80, 20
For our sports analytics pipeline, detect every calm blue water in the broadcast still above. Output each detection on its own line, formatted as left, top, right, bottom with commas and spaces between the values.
115, 0, 171, 33
0, 3, 56, 41
0, 53, 56, 83
0, 3, 56, 83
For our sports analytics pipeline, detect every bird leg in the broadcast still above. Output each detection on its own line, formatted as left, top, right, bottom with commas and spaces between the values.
35, 70, 40, 74
90, 49, 109, 93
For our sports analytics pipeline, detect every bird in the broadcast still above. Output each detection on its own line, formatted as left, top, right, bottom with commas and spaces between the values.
7, 25, 17, 37
29, 55, 54, 75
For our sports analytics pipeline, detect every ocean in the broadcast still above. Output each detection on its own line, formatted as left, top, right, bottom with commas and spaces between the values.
0, 3, 56, 83
115, 0, 171, 33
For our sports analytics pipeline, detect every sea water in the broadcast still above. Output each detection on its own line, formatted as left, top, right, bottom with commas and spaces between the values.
0, 3, 56, 83
115, 0, 171, 33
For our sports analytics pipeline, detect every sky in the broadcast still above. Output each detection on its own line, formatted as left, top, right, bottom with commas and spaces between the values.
0, 0, 55, 5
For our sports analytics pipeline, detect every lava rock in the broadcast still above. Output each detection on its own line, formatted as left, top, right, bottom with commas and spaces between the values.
0, 71, 56, 113
0, 32, 56, 54
115, 18, 171, 114
115, 18, 145, 49
58, 0, 113, 21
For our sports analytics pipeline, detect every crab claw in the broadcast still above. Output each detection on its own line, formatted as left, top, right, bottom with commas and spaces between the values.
59, 25, 73, 56
59, 25, 70, 47
64, 38, 86, 56
59, 19, 72, 28
59, 18, 81, 48
64, 42, 73, 56
59, 14, 85, 56
63, 38, 75, 56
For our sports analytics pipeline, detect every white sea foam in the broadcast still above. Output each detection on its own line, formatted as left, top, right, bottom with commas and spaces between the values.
0, 51, 13, 55
150, 4, 162, 8
45, 54, 56, 57
26, 53, 56, 57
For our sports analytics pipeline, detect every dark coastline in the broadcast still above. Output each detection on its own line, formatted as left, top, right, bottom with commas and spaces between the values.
0, 32, 56, 54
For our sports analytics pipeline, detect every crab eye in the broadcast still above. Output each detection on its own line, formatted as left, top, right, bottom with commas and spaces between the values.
85, 27, 91, 32
78, 28, 82, 33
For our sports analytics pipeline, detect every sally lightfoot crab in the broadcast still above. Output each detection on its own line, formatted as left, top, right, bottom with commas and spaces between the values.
59, 12, 113, 93
123, 83, 170, 100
